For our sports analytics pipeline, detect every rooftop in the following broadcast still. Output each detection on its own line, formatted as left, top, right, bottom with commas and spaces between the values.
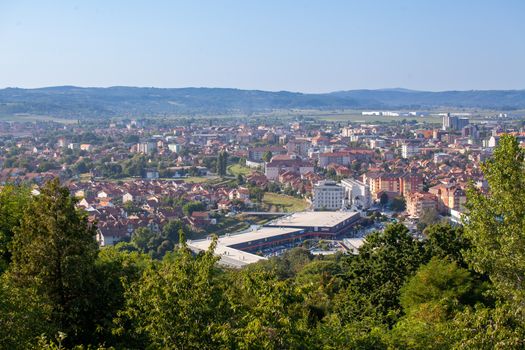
188, 241, 266, 267
187, 226, 303, 267
268, 211, 359, 228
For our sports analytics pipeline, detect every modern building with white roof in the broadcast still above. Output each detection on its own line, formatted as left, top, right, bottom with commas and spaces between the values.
266, 211, 360, 235
188, 211, 361, 268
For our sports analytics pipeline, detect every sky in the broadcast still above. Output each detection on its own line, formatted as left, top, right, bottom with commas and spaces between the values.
0, 0, 524, 93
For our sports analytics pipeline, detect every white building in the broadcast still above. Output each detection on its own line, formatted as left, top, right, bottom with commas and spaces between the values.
369, 139, 386, 149
136, 141, 157, 154
313, 180, 345, 211
340, 178, 372, 209
168, 143, 183, 153
401, 143, 419, 159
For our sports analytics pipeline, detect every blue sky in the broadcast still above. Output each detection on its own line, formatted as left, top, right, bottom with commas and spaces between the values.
0, 0, 524, 92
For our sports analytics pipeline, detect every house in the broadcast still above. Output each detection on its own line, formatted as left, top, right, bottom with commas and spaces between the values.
218, 199, 233, 211
96, 222, 130, 246
187, 211, 216, 229
122, 192, 134, 203
228, 187, 250, 202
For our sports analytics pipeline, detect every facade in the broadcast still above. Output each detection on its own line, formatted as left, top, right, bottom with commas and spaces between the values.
443, 113, 470, 131
369, 139, 386, 149
168, 143, 183, 153
429, 183, 467, 214
248, 146, 287, 162
264, 159, 314, 180
364, 172, 422, 200
340, 178, 372, 209
399, 173, 424, 196
401, 143, 419, 159
136, 141, 157, 154
367, 173, 400, 199
312, 180, 345, 210
318, 152, 353, 167
406, 192, 438, 218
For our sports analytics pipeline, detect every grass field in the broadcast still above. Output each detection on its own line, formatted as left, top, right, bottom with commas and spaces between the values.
228, 164, 253, 176
262, 193, 310, 212
182, 176, 217, 183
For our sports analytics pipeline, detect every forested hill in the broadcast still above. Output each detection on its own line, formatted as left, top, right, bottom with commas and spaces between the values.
0, 86, 524, 118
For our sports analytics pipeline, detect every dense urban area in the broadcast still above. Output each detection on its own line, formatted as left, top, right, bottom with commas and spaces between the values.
1, 107, 525, 348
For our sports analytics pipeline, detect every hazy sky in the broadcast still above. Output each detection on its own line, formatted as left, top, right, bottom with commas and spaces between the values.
0, 0, 524, 92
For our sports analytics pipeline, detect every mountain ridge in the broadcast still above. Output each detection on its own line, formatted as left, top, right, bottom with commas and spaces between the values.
1, 86, 524, 118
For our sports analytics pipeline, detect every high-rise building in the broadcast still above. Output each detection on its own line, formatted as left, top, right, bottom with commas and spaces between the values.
443, 113, 469, 131
136, 141, 157, 154
401, 143, 419, 159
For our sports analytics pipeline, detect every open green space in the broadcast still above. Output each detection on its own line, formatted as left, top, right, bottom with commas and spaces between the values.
182, 176, 216, 184
262, 193, 309, 212
228, 164, 253, 176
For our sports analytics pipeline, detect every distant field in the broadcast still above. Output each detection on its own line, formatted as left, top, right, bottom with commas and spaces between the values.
262, 193, 309, 212
307, 112, 443, 124
228, 164, 252, 176
0, 114, 78, 124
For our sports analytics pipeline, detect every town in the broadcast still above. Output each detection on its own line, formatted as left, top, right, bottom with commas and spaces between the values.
1, 109, 521, 265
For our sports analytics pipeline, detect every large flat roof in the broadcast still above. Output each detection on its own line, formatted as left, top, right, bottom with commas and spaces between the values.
188, 241, 266, 267
190, 227, 302, 249
187, 211, 360, 268
187, 227, 302, 267
267, 211, 359, 228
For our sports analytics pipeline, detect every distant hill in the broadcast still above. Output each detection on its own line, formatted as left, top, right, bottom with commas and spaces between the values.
0, 86, 524, 118
329, 89, 525, 110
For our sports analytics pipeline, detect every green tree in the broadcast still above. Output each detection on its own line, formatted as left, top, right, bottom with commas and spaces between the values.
464, 134, 525, 302
161, 219, 187, 243
237, 173, 245, 185
225, 269, 312, 349
216, 150, 229, 177
389, 196, 406, 212
130, 227, 159, 254
249, 186, 265, 203
417, 207, 439, 230
262, 150, 273, 162
424, 223, 471, 266
117, 237, 229, 349
0, 276, 53, 350
0, 185, 30, 272
92, 246, 153, 348
182, 201, 206, 217
336, 223, 426, 325
386, 256, 483, 348
448, 134, 525, 349
8, 178, 99, 344
379, 192, 389, 206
